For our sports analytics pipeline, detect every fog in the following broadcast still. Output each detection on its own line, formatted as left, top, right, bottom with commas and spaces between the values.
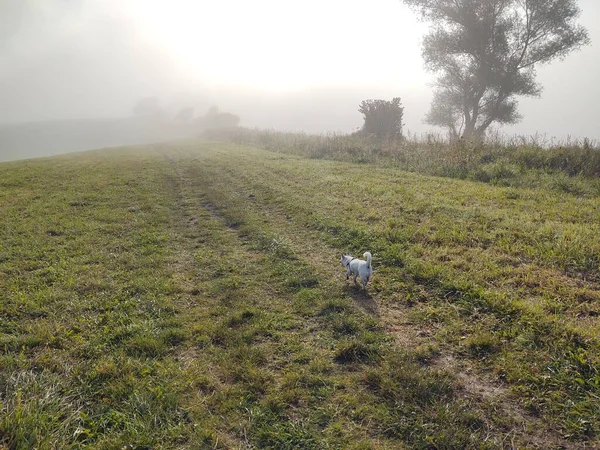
1, 0, 599, 161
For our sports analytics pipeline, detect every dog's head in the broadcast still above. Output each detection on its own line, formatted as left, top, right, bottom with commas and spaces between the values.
340, 254, 353, 268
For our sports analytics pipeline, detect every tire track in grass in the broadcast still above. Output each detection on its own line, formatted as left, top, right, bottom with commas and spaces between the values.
165, 145, 576, 449
161, 149, 257, 448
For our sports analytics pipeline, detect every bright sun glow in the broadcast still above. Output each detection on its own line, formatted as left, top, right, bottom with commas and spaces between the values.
125, 0, 428, 92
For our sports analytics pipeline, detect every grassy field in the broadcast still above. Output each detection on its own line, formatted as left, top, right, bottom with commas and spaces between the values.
1, 141, 599, 448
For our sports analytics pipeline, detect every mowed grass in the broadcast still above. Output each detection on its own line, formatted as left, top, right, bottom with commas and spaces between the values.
0, 141, 598, 448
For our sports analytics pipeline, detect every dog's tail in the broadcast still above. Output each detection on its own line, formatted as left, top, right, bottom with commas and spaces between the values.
363, 251, 372, 267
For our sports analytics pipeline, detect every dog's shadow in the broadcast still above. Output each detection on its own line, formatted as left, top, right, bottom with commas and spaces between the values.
343, 285, 379, 317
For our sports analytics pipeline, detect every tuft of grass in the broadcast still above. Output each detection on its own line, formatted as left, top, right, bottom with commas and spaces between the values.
464, 331, 499, 358
334, 340, 380, 364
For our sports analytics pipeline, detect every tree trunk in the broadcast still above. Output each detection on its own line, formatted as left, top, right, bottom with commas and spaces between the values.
462, 120, 476, 139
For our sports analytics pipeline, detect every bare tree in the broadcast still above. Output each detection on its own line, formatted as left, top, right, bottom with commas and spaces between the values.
403, 0, 590, 139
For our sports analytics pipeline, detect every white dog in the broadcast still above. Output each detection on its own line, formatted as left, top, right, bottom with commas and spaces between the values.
340, 252, 373, 289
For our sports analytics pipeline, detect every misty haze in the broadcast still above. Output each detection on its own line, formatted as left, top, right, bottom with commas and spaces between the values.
3, 1, 600, 448
1, 0, 600, 161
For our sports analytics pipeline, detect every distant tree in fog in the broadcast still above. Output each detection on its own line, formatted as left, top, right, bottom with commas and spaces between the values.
359, 98, 404, 140
196, 106, 240, 130
403, 0, 590, 139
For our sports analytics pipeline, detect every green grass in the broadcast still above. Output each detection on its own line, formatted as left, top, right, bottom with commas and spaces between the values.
1, 141, 599, 448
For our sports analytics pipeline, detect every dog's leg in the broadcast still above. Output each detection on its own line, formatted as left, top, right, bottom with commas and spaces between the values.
353, 274, 358, 284
362, 275, 371, 290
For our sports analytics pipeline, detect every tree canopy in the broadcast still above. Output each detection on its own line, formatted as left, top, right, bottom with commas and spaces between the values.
359, 98, 404, 140
403, 0, 590, 139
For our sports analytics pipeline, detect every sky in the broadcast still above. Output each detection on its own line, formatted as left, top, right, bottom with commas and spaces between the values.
1, 0, 599, 140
